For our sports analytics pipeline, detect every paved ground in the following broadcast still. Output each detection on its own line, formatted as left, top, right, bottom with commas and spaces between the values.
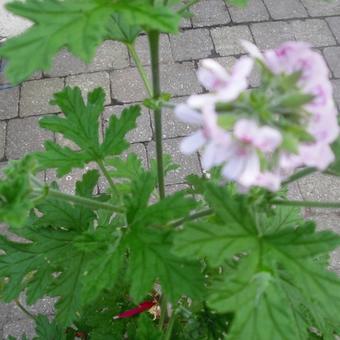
1, 0, 340, 338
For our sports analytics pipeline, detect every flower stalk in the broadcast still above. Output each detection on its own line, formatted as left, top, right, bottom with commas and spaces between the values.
272, 199, 340, 209
149, 30, 165, 199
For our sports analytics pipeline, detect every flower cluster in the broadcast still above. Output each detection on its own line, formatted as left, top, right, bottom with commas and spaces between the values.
175, 41, 339, 192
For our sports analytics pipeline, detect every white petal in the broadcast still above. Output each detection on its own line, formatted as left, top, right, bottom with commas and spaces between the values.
198, 59, 230, 91
222, 152, 246, 181
254, 126, 282, 153
201, 142, 228, 170
175, 103, 203, 125
180, 131, 206, 154
238, 151, 260, 187
231, 56, 254, 80
299, 143, 335, 170
241, 40, 264, 61
187, 93, 217, 109
234, 119, 259, 144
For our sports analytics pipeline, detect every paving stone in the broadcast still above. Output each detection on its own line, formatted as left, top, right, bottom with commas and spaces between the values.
211, 26, 253, 56
287, 182, 304, 200
6, 116, 53, 159
103, 105, 153, 143
297, 173, 340, 214
132, 34, 173, 66
66, 72, 111, 105
332, 79, 340, 108
0, 87, 19, 119
111, 67, 148, 103
10, 296, 56, 320
251, 21, 295, 49
46, 41, 129, 77
326, 16, 340, 44
324, 46, 340, 78
20, 78, 64, 117
165, 183, 189, 195
290, 19, 336, 47
46, 163, 99, 194
0, 121, 6, 160
3, 318, 36, 340
301, 0, 340, 16
228, 0, 269, 23
191, 0, 231, 27
147, 138, 201, 185
0, 302, 11, 328
160, 62, 202, 97
170, 29, 214, 61
153, 97, 195, 139
263, 0, 307, 19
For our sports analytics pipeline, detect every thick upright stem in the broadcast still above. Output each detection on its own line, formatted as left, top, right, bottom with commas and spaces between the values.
149, 31, 165, 199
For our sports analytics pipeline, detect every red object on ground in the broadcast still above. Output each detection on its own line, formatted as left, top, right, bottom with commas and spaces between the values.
113, 300, 156, 320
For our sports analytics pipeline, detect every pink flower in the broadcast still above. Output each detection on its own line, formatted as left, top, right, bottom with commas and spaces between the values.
187, 57, 253, 109
175, 104, 230, 170
254, 172, 281, 192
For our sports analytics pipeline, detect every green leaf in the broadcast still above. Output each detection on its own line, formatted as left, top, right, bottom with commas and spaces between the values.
208, 256, 307, 340
100, 105, 141, 158
33, 315, 66, 340
36, 87, 140, 175
35, 141, 89, 177
127, 228, 204, 302
136, 314, 162, 340
329, 138, 340, 176
0, 0, 113, 84
0, 0, 179, 83
42, 87, 104, 155
107, 13, 141, 44
0, 156, 37, 227
225, 0, 249, 7
75, 169, 100, 197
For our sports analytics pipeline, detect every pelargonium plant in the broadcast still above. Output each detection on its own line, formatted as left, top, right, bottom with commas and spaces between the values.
1, 0, 340, 339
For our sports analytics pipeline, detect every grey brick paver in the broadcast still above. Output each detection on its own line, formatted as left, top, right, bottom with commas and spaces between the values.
3, 318, 36, 339
170, 29, 214, 61
263, 0, 308, 19
332, 79, 340, 108
0, 87, 19, 120
66, 72, 111, 105
327, 17, 340, 44
46, 41, 129, 78
6, 116, 53, 159
111, 67, 148, 103
20, 78, 64, 117
211, 25, 253, 56
301, 0, 340, 16
103, 105, 153, 143
132, 34, 173, 66
227, 0, 269, 23
191, 0, 231, 27
324, 47, 340, 78
291, 19, 336, 47
160, 62, 202, 96
0, 121, 6, 160
251, 21, 294, 49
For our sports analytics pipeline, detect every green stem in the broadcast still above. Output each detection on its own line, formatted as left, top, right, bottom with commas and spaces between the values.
148, 30, 165, 200
177, 0, 200, 14
96, 159, 120, 197
272, 199, 340, 209
15, 300, 36, 320
282, 167, 316, 186
46, 188, 124, 213
171, 208, 213, 227
127, 43, 153, 97
164, 310, 176, 340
